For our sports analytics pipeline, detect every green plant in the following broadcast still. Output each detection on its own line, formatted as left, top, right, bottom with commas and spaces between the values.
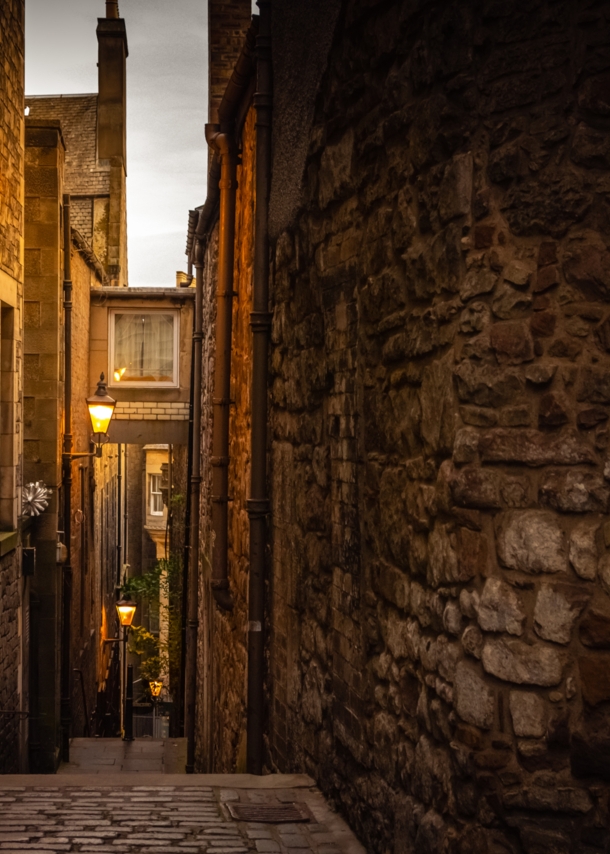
122, 555, 182, 685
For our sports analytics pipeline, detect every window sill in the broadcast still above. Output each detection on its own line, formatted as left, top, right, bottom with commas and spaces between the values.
0, 530, 19, 556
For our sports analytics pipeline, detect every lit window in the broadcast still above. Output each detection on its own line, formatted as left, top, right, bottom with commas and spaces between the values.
149, 474, 164, 516
110, 310, 178, 387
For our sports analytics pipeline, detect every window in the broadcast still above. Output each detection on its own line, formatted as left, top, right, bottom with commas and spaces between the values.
110, 310, 179, 387
149, 474, 164, 516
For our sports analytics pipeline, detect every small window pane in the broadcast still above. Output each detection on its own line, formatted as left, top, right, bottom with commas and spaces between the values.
150, 474, 163, 515
150, 474, 163, 514
113, 313, 174, 383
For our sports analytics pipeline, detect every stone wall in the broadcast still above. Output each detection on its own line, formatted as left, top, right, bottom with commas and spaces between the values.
24, 121, 64, 772
267, 1, 610, 851
0, 0, 25, 774
69, 244, 97, 738
196, 108, 256, 773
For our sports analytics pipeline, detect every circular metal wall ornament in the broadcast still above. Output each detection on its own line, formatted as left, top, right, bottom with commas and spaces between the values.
22, 481, 52, 517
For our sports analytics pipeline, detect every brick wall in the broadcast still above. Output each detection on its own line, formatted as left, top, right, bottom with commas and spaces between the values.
0, 0, 24, 774
208, 0, 253, 123
267, 1, 610, 851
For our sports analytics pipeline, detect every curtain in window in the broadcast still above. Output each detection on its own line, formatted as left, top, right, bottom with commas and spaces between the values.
114, 313, 174, 383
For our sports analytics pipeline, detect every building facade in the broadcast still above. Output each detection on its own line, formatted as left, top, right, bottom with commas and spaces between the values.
0, 0, 26, 774
191, 1, 610, 851
23, 1, 128, 769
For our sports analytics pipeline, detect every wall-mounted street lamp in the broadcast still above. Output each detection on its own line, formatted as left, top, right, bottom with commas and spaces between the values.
104, 596, 137, 741
64, 374, 117, 464
150, 679, 162, 738
116, 596, 137, 627
87, 373, 116, 457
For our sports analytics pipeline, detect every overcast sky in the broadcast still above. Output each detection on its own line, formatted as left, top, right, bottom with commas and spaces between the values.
25, 0, 210, 287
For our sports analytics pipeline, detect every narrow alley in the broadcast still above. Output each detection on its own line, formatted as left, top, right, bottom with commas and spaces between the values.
2, 0, 610, 852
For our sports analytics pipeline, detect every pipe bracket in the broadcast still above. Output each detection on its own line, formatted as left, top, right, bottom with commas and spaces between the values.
246, 498, 270, 518
250, 311, 272, 330
210, 456, 229, 467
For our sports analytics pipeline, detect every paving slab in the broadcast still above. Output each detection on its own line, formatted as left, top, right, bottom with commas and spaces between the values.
0, 778, 365, 854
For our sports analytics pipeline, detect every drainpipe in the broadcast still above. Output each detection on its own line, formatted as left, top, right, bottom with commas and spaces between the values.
123, 443, 128, 570
60, 194, 73, 762
246, 0, 272, 776
182, 21, 256, 770
179, 321, 195, 738
184, 239, 204, 772
116, 443, 122, 586
206, 125, 237, 613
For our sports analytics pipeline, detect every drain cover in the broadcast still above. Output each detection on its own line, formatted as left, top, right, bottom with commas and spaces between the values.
227, 802, 314, 823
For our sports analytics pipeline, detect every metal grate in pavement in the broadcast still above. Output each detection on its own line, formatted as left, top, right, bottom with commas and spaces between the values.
227, 802, 315, 823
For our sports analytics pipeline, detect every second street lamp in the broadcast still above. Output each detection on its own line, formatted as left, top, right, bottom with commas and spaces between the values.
115, 596, 136, 741
116, 596, 137, 628
150, 680, 162, 738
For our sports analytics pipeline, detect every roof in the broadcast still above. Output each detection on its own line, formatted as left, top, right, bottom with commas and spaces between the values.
90, 287, 195, 301
25, 94, 110, 196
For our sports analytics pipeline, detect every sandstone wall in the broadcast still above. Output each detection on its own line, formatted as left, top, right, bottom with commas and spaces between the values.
69, 246, 96, 738
196, 108, 256, 773
268, 1, 610, 850
0, 0, 25, 774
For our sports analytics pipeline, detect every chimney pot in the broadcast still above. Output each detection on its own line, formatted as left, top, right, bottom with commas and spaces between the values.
106, 0, 119, 18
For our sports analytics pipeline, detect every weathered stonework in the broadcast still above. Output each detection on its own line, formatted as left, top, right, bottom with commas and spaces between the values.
196, 108, 256, 773
0, 0, 25, 774
264, 1, 610, 850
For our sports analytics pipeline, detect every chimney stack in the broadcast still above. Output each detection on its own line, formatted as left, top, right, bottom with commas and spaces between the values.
208, 0, 253, 123
97, 3, 129, 285
97, 8, 128, 162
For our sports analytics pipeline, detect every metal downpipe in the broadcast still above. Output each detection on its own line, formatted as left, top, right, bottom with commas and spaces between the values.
185, 240, 204, 772
60, 194, 73, 763
207, 127, 237, 613
246, 0, 272, 776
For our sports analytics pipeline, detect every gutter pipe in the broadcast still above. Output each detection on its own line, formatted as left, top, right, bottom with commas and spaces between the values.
246, 0, 272, 776
183, 18, 258, 773
116, 444, 122, 586
60, 194, 73, 762
184, 240, 204, 773
207, 21, 257, 613
206, 124, 238, 614
179, 316, 195, 738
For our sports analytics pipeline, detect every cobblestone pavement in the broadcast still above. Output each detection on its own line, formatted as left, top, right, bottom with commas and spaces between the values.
0, 775, 366, 854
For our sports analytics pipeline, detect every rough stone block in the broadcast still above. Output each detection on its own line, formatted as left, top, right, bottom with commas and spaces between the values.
533, 585, 589, 645
482, 637, 564, 686
569, 520, 600, 580
496, 510, 567, 574
477, 577, 526, 636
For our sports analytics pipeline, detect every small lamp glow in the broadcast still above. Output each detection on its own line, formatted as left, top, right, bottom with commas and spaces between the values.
116, 596, 137, 627
87, 373, 116, 437
150, 680, 163, 698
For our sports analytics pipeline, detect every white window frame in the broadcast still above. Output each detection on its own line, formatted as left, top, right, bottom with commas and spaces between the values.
149, 473, 164, 516
108, 308, 180, 388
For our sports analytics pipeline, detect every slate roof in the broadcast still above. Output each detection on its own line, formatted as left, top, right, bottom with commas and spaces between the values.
25, 94, 110, 196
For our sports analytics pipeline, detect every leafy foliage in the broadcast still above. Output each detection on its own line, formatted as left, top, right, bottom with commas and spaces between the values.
121, 555, 182, 686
